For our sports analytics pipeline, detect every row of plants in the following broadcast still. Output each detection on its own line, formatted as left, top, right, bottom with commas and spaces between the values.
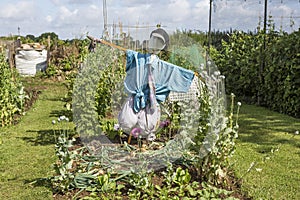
211, 28, 300, 118
0, 53, 27, 127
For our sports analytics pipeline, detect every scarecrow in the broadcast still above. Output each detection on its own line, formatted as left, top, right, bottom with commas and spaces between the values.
88, 28, 196, 142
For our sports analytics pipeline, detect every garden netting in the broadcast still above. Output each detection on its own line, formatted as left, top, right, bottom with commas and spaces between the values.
72, 32, 227, 173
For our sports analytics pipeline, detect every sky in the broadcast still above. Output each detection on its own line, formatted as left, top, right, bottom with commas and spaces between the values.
0, 0, 299, 40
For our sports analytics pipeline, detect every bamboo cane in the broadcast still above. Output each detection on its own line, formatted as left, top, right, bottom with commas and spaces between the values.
87, 35, 127, 51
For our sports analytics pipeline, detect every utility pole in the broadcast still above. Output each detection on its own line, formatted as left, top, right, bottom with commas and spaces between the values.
208, 0, 213, 55
262, 0, 267, 66
263, 0, 267, 34
206, 0, 213, 75
258, 0, 268, 105
103, 0, 108, 38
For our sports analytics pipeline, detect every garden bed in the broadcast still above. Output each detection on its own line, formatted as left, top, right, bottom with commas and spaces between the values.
50, 135, 251, 200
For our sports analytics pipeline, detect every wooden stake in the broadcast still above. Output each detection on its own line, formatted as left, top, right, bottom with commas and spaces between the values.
47, 35, 51, 67
128, 134, 132, 144
87, 35, 127, 51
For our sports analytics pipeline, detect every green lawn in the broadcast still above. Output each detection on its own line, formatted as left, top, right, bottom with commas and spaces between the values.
232, 104, 300, 200
0, 78, 67, 200
1, 78, 299, 199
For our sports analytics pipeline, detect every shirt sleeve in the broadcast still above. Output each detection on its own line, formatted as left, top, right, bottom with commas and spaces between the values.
125, 50, 135, 71
153, 60, 195, 102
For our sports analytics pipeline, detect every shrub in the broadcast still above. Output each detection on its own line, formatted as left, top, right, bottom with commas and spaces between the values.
211, 30, 300, 118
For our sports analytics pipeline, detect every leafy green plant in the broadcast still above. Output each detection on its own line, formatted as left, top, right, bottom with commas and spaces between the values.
194, 93, 241, 185
95, 174, 118, 192
199, 182, 235, 200
50, 117, 77, 192
100, 118, 123, 141
157, 164, 237, 199
0, 52, 27, 127
172, 167, 191, 186
125, 170, 155, 199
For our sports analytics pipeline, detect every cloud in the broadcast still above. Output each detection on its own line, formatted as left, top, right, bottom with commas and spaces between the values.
68, 0, 93, 4
166, 0, 191, 22
188, 0, 210, 30
58, 6, 78, 21
46, 15, 53, 23
209, 0, 300, 32
117, 0, 151, 6
107, 0, 193, 30
272, 4, 293, 16
0, 0, 298, 39
211, 1, 260, 31
50, 0, 61, 6
44, 2, 102, 38
0, 1, 36, 20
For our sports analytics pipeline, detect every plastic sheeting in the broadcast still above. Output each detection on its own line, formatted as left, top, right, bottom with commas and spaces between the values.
15, 50, 47, 76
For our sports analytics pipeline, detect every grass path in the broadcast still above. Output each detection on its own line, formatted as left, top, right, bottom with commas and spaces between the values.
232, 104, 300, 199
0, 79, 67, 200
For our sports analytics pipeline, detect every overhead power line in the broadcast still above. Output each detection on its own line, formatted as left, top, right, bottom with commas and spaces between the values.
212, 0, 299, 3
103, 0, 108, 37
211, 0, 299, 28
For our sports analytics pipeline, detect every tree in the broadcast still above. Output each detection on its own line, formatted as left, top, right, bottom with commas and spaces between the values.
38, 32, 58, 40
25, 34, 36, 42
36, 32, 59, 46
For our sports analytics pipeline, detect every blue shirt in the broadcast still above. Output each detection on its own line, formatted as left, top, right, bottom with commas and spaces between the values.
125, 50, 194, 112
